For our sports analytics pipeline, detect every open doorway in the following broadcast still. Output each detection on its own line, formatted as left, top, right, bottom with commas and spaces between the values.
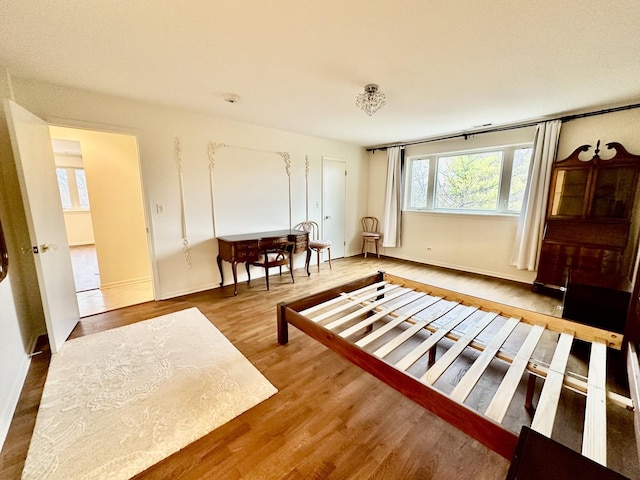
50, 128, 154, 317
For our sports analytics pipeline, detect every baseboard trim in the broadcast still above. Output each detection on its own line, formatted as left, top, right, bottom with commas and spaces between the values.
100, 276, 151, 290
0, 343, 33, 452
390, 254, 535, 284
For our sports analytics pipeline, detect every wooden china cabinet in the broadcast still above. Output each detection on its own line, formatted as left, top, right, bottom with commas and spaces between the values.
534, 141, 640, 332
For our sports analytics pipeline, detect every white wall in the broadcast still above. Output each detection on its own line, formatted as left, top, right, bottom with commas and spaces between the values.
555, 108, 640, 160
62, 211, 95, 245
369, 127, 538, 283
368, 109, 640, 284
12, 77, 370, 299
0, 276, 32, 447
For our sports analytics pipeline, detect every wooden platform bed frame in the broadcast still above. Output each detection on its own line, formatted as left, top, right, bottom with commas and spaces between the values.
277, 271, 640, 477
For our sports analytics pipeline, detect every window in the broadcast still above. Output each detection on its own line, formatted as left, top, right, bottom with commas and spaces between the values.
56, 167, 90, 210
405, 144, 532, 214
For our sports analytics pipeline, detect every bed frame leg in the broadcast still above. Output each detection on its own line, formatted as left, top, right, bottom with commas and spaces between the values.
277, 302, 289, 345
428, 348, 437, 368
364, 271, 387, 334
524, 372, 536, 414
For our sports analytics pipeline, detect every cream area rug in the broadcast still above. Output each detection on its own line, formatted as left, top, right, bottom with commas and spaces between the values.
22, 307, 277, 480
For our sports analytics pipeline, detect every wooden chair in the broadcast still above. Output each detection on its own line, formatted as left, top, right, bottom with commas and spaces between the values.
361, 216, 381, 258
295, 221, 332, 273
246, 240, 294, 290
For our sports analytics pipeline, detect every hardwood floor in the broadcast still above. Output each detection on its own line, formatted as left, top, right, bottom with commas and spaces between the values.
70, 244, 154, 316
1, 256, 630, 479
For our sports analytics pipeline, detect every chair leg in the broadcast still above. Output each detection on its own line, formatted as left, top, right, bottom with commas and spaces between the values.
361, 239, 366, 256
327, 248, 332, 269
265, 267, 270, 290
316, 249, 320, 273
246, 263, 251, 284
375, 239, 380, 258
289, 265, 295, 284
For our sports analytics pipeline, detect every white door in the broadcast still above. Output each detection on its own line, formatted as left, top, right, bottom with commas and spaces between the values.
4, 99, 79, 353
322, 158, 346, 259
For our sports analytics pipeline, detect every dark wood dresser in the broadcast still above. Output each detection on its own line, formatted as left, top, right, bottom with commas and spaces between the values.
534, 141, 640, 332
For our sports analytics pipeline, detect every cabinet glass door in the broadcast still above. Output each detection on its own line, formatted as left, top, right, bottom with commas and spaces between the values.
550, 169, 588, 217
591, 167, 635, 218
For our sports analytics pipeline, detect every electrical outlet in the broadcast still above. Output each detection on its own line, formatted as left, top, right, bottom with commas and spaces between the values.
156, 204, 164, 214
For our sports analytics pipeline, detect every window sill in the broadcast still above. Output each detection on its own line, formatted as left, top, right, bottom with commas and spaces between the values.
403, 209, 519, 220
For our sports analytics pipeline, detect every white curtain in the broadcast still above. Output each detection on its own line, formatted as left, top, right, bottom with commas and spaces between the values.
510, 120, 562, 270
382, 146, 402, 248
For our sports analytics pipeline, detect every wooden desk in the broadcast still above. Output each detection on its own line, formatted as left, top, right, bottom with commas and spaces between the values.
217, 229, 309, 295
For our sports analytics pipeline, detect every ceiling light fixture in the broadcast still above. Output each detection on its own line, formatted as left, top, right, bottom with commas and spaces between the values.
223, 93, 240, 104
356, 83, 386, 116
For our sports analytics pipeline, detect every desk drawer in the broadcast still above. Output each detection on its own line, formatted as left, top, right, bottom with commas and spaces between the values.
289, 232, 309, 253
236, 240, 259, 261
259, 236, 288, 250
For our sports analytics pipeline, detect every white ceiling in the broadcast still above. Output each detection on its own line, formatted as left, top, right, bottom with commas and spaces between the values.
1, 1, 639, 147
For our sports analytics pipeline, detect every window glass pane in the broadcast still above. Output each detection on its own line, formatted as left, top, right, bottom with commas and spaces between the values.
56, 168, 72, 209
508, 147, 533, 211
409, 159, 429, 209
75, 169, 90, 208
435, 151, 502, 210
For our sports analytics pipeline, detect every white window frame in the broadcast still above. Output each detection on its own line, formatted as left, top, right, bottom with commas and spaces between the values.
56, 166, 90, 211
404, 143, 533, 215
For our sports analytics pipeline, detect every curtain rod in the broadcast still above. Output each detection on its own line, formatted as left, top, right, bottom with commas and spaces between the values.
366, 101, 640, 152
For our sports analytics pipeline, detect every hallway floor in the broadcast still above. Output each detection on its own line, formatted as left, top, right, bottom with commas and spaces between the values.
70, 245, 153, 317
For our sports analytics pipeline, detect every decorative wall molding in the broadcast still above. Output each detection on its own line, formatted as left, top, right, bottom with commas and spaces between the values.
305, 155, 310, 221
174, 137, 192, 268
276, 151, 292, 230
206, 141, 228, 238
208, 141, 295, 232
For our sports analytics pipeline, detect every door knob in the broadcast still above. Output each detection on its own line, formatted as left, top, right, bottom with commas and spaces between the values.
40, 244, 58, 253
324, 216, 331, 220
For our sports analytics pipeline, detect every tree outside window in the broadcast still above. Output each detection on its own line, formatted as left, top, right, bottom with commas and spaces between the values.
405, 144, 532, 214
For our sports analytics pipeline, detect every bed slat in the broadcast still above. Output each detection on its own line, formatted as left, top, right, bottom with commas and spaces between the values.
310, 283, 400, 323
484, 324, 545, 422
354, 297, 444, 348
324, 287, 411, 330
450, 316, 521, 403
394, 305, 478, 372
422, 311, 499, 385
582, 340, 607, 465
530, 332, 574, 437
300, 280, 387, 316
374, 320, 431, 359
338, 291, 427, 338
